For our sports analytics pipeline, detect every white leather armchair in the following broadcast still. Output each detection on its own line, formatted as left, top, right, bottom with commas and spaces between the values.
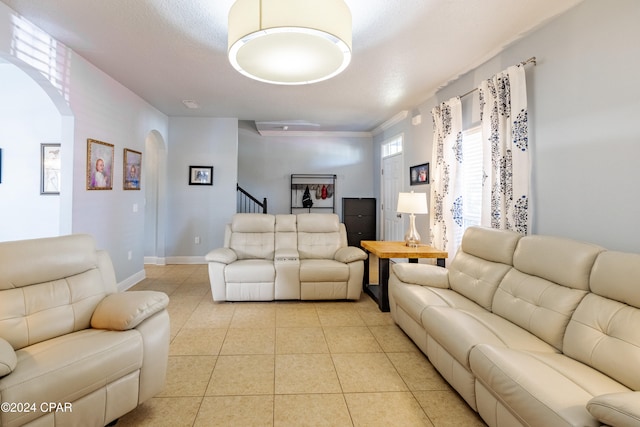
0, 234, 170, 427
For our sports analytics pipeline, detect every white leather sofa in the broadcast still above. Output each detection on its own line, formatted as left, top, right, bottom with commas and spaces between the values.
389, 226, 640, 427
205, 213, 367, 302
0, 234, 170, 427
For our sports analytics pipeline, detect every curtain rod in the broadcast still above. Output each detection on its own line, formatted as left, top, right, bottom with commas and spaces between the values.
459, 56, 537, 99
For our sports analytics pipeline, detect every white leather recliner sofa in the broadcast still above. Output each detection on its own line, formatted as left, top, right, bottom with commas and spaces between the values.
206, 213, 367, 302
0, 234, 170, 427
389, 226, 640, 427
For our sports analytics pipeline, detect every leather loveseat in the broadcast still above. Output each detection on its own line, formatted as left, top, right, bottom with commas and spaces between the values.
389, 226, 640, 427
205, 213, 367, 302
0, 234, 170, 427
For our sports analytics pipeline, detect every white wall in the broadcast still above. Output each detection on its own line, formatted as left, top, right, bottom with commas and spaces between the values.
238, 122, 375, 219
394, 0, 640, 253
166, 117, 238, 260
0, 2, 169, 285
0, 63, 61, 240
372, 114, 434, 241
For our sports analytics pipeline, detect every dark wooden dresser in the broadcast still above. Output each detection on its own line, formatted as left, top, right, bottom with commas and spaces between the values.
342, 198, 376, 247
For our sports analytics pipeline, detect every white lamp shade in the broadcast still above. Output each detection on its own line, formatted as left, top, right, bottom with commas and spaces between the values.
396, 192, 428, 214
228, 0, 352, 85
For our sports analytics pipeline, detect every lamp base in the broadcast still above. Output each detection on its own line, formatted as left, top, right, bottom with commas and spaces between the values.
404, 213, 421, 247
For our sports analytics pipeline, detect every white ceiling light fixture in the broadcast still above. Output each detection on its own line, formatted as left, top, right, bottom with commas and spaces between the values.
228, 0, 352, 85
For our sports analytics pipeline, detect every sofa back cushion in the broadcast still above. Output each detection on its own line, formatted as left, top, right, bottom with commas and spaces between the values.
492, 235, 604, 350
563, 251, 640, 390
296, 213, 345, 259
275, 214, 297, 251
448, 227, 522, 310
229, 213, 276, 260
0, 234, 113, 350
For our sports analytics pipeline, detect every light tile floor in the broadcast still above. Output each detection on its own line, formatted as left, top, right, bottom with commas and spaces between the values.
117, 264, 486, 427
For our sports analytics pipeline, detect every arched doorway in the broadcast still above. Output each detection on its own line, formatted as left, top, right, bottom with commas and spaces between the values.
144, 130, 167, 264
0, 57, 74, 241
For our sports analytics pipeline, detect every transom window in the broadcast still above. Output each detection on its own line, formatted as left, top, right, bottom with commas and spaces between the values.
382, 134, 403, 158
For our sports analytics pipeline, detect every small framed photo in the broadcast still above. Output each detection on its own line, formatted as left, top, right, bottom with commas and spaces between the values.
86, 139, 114, 190
410, 163, 429, 185
41, 143, 61, 195
123, 148, 142, 190
189, 166, 213, 185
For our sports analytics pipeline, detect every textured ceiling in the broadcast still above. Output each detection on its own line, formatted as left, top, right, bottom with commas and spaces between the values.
1, 0, 583, 133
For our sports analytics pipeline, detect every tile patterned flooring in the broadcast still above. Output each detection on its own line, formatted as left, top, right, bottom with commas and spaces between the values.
117, 264, 486, 427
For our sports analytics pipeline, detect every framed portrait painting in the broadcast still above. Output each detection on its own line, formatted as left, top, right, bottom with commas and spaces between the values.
86, 139, 114, 190
189, 166, 213, 185
410, 163, 429, 185
41, 143, 61, 194
123, 148, 142, 190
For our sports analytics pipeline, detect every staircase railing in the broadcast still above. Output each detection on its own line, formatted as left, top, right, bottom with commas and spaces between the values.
237, 184, 267, 213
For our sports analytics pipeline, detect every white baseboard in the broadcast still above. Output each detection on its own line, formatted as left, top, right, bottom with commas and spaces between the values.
144, 256, 166, 265
118, 269, 146, 292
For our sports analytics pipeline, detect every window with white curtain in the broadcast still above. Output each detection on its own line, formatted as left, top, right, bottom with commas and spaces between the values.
453, 126, 482, 247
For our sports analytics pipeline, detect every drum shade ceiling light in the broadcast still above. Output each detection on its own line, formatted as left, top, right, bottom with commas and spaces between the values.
228, 0, 352, 85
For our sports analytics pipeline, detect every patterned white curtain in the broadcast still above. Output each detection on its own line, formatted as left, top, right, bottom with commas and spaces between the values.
479, 65, 530, 234
430, 97, 463, 255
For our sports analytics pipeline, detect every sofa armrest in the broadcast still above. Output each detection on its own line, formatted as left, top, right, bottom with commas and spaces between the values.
587, 392, 640, 427
392, 263, 450, 288
275, 248, 299, 262
0, 337, 16, 378
205, 247, 237, 264
91, 291, 169, 331
335, 246, 367, 263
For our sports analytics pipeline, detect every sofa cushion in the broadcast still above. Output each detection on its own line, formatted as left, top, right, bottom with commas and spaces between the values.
512, 235, 603, 291
470, 344, 629, 427
458, 226, 522, 265
448, 252, 514, 311
492, 268, 588, 351
391, 277, 485, 326
564, 293, 640, 391
229, 214, 276, 260
0, 329, 142, 426
0, 234, 99, 291
490, 235, 603, 350
225, 259, 275, 283
275, 214, 298, 251
300, 259, 349, 282
0, 268, 110, 351
444, 226, 521, 311
231, 213, 275, 233
296, 214, 343, 259
590, 250, 640, 308
424, 306, 557, 371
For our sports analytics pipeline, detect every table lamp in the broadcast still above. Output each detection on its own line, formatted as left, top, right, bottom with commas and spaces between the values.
396, 191, 429, 247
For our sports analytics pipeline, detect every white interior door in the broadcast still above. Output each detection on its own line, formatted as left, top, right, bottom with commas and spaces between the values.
381, 153, 404, 241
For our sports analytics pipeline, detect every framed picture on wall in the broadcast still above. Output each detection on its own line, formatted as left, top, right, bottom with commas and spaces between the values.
189, 166, 213, 185
410, 163, 429, 185
41, 143, 61, 195
123, 148, 142, 190
86, 138, 114, 190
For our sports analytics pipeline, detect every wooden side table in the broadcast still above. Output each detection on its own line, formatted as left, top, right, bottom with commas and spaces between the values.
360, 240, 448, 312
